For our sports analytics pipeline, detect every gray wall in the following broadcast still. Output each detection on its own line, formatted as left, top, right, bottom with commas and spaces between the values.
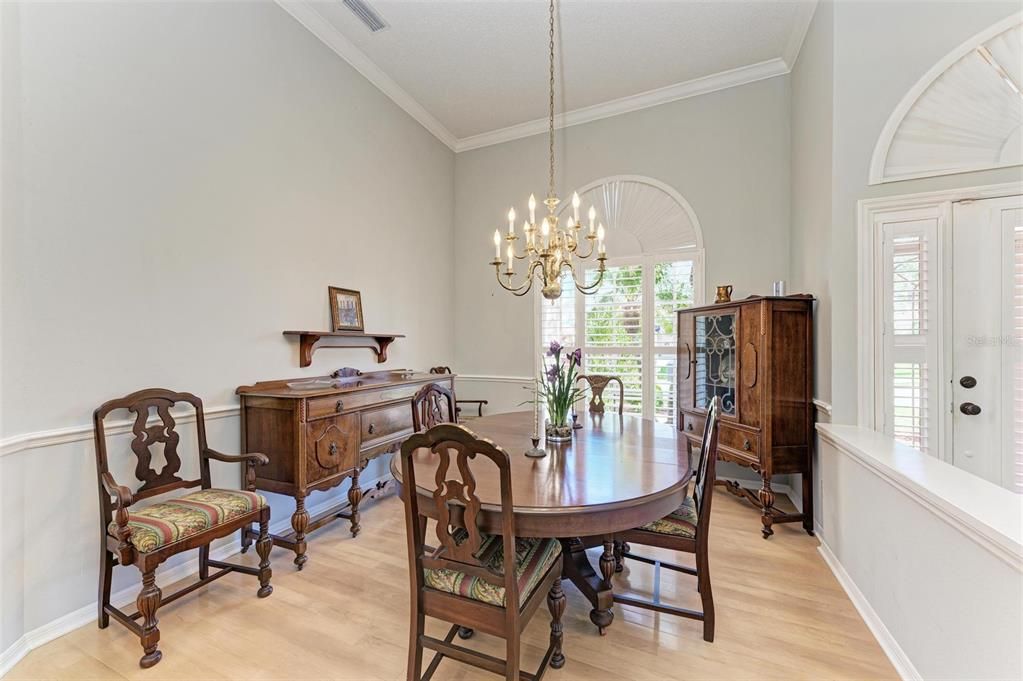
790, 0, 834, 407
453, 76, 792, 378
0, 0, 454, 653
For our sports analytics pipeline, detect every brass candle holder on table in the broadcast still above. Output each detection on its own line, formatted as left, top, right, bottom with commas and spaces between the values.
525, 377, 547, 458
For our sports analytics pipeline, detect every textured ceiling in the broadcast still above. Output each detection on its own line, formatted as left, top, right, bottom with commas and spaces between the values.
305, 0, 814, 140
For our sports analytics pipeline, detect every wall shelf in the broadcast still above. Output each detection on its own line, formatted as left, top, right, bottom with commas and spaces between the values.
282, 330, 405, 367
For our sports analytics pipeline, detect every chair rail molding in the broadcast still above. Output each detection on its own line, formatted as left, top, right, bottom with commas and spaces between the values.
0, 405, 240, 458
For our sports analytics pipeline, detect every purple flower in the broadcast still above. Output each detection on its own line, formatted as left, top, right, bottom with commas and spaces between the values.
569, 348, 582, 367
546, 365, 559, 383
546, 340, 563, 357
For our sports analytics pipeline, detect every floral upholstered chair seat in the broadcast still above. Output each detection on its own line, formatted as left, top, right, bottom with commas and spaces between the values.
423, 535, 562, 608
108, 489, 267, 553
639, 496, 698, 538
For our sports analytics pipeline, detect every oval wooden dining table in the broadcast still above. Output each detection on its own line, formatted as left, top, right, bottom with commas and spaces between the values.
389, 410, 692, 633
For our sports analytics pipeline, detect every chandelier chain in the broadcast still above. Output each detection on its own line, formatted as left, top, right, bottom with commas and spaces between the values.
548, 0, 555, 202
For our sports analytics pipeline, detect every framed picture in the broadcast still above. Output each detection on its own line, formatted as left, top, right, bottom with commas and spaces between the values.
328, 287, 364, 332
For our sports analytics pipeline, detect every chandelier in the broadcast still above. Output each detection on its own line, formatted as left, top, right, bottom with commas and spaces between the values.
488, 0, 607, 300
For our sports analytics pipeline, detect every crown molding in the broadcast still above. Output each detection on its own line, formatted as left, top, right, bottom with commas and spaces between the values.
274, 0, 459, 150
277, 0, 795, 154
782, 0, 819, 70
455, 58, 790, 152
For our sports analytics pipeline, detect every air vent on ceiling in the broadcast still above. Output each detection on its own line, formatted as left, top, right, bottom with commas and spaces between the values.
342, 0, 389, 33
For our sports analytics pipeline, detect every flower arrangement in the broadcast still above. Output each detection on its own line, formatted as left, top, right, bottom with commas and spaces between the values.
538, 340, 585, 442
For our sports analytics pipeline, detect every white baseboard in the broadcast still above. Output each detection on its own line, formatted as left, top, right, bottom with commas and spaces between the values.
0, 477, 386, 678
817, 539, 921, 681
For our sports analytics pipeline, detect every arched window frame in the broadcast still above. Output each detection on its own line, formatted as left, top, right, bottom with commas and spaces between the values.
869, 13, 1023, 185
533, 175, 706, 424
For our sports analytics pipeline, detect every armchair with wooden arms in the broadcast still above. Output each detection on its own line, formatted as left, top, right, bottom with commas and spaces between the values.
94, 388, 274, 668
429, 366, 488, 418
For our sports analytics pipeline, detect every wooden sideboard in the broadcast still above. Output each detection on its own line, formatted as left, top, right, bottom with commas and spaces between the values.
677, 295, 814, 538
236, 369, 454, 568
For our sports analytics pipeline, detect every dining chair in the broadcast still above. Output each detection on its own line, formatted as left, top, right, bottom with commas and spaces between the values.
429, 366, 488, 417
399, 423, 566, 681
612, 396, 721, 642
574, 374, 625, 415
412, 382, 458, 431
93, 388, 273, 668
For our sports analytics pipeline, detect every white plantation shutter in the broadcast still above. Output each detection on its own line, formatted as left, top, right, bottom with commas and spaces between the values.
538, 257, 698, 423
878, 216, 939, 455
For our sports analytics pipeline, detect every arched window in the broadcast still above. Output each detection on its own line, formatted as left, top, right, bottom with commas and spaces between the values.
536, 176, 705, 423
870, 15, 1022, 184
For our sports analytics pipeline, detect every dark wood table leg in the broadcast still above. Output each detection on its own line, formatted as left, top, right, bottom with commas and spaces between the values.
560, 537, 615, 635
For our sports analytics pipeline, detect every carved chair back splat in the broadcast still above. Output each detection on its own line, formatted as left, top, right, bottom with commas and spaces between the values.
576, 374, 625, 415
412, 383, 457, 433
428, 366, 488, 418
399, 423, 566, 681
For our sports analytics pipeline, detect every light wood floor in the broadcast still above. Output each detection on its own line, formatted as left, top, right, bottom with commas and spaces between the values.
8, 490, 897, 680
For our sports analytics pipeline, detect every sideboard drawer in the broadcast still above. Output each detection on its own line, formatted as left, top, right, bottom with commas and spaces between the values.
718, 425, 760, 463
361, 402, 413, 448
305, 414, 359, 483
307, 395, 347, 420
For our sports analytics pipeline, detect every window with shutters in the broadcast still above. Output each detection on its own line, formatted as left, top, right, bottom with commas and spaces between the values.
536, 177, 704, 424
538, 256, 698, 423
875, 212, 940, 456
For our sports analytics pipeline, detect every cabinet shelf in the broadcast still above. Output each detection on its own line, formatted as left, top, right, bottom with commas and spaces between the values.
282, 330, 405, 367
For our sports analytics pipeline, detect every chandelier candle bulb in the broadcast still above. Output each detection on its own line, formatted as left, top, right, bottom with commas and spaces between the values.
572, 192, 581, 222
493, 229, 501, 260
507, 207, 516, 235
529, 194, 537, 224
588, 205, 596, 234
507, 245, 514, 272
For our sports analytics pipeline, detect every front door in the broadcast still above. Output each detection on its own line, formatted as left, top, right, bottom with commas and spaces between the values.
952, 195, 1023, 492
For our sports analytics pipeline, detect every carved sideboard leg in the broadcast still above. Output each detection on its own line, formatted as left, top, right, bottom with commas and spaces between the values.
547, 577, 566, 668
348, 469, 363, 538
292, 494, 310, 570
589, 539, 616, 635
256, 511, 273, 598
137, 569, 162, 668
759, 475, 775, 539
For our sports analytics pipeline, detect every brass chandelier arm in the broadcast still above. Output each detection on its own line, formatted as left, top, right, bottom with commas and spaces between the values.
572, 263, 608, 294
493, 260, 542, 296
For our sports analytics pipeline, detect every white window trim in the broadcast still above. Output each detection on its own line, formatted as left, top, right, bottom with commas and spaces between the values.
533, 247, 705, 421
856, 181, 1023, 461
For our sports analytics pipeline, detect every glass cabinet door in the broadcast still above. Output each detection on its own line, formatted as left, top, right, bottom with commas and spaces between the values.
694, 313, 737, 415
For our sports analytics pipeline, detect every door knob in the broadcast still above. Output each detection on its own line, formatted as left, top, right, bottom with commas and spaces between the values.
959, 376, 977, 389
959, 402, 982, 416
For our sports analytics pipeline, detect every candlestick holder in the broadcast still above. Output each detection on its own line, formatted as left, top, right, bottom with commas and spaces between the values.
525, 436, 547, 458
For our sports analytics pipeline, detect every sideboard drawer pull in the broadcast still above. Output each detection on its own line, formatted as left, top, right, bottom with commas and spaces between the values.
686, 422, 694, 432
335, 399, 344, 413
367, 423, 375, 435
743, 439, 752, 452
329, 441, 338, 456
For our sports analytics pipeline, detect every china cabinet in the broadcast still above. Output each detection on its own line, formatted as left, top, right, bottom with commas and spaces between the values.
677, 295, 814, 538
